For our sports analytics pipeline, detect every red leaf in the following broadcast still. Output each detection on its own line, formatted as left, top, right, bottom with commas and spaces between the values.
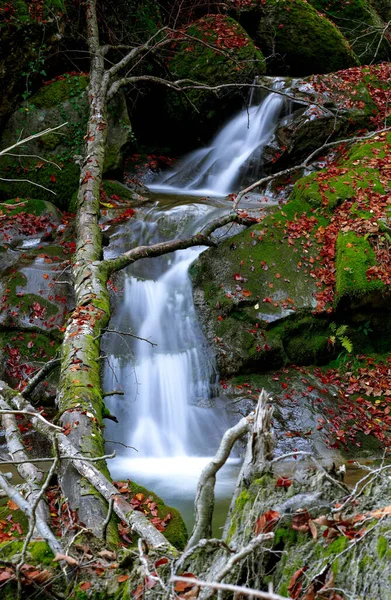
254, 510, 280, 534
79, 582, 92, 591
288, 567, 308, 599
276, 477, 292, 488
50, 174, 56, 183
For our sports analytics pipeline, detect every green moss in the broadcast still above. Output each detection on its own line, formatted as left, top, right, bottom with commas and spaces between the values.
0, 505, 28, 538
325, 535, 349, 556
378, 535, 388, 559
256, 0, 357, 76
309, 0, 390, 64
0, 540, 54, 565
335, 231, 384, 304
123, 481, 188, 550
0, 198, 58, 216
274, 526, 298, 546
102, 180, 139, 203
290, 166, 384, 214
0, 158, 80, 211
32, 75, 88, 109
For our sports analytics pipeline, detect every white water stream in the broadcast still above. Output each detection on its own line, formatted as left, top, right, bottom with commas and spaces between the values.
149, 82, 285, 196
104, 88, 285, 530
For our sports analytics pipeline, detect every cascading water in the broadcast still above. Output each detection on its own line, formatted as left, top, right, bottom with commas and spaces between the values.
104, 85, 286, 528
149, 81, 285, 196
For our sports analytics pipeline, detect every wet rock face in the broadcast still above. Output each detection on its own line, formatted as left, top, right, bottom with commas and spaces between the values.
0, 199, 73, 393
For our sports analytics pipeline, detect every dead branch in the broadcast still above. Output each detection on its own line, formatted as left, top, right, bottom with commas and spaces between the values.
187, 412, 254, 549
102, 213, 255, 275
0, 381, 176, 552
21, 356, 62, 398
0, 471, 64, 559
0, 397, 51, 539
0, 123, 68, 158
171, 576, 289, 599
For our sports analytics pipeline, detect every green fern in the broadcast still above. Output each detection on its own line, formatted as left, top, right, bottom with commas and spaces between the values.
328, 322, 353, 354
341, 336, 353, 353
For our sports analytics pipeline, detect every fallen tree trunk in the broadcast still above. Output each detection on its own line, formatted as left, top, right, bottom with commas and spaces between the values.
0, 381, 176, 552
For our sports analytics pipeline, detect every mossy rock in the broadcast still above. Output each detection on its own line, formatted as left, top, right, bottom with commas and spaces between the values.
192, 198, 330, 374
335, 230, 385, 307
166, 15, 265, 130
0, 197, 63, 219
0, 75, 132, 209
234, 0, 357, 76
125, 480, 188, 550
0, 539, 54, 565
289, 132, 391, 213
309, 0, 391, 64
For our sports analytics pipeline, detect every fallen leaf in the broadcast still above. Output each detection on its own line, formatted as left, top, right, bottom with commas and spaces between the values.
52, 553, 79, 567
254, 510, 280, 534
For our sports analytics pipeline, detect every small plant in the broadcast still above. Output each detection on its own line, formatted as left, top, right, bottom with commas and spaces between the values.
357, 320, 373, 336
328, 322, 353, 354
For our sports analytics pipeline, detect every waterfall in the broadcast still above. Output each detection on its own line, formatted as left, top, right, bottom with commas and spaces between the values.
149, 81, 285, 197
104, 85, 285, 523
104, 203, 228, 463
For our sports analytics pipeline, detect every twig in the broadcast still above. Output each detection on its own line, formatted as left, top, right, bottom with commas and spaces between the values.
102, 498, 114, 541
0, 451, 116, 465
271, 451, 349, 494
0, 123, 68, 157
0, 410, 63, 431
0, 177, 57, 195
102, 390, 125, 397
103, 328, 157, 347
105, 439, 138, 451
171, 576, 289, 599
215, 533, 274, 585
22, 356, 61, 398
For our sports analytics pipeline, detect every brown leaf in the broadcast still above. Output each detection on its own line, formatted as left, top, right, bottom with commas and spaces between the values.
371, 505, 391, 519
79, 582, 92, 591
174, 574, 197, 593
52, 553, 79, 567
288, 566, 308, 599
0, 570, 13, 583
308, 519, 317, 540
292, 509, 311, 532
7, 499, 18, 511
302, 584, 316, 600
254, 510, 280, 534
118, 574, 129, 583
98, 550, 116, 561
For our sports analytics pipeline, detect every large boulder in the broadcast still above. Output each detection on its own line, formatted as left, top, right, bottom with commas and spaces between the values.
164, 15, 266, 144
232, 0, 357, 76
260, 63, 391, 171
309, 0, 391, 64
192, 131, 391, 377
0, 75, 133, 210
